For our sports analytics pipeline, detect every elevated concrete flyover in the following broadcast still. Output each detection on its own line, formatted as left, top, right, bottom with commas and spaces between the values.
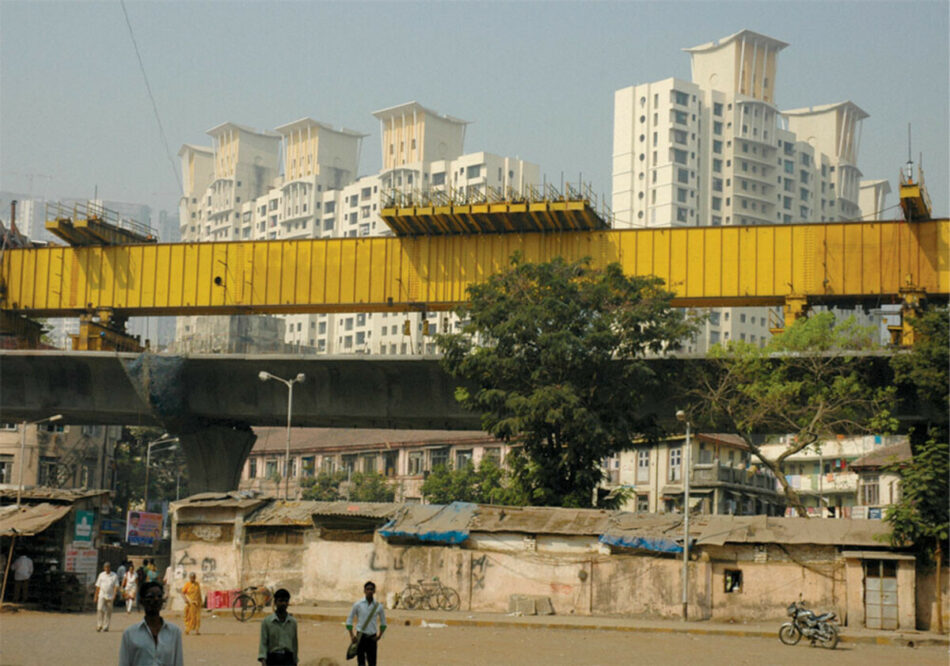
1, 350, 482, 492
2, 350, 904, 493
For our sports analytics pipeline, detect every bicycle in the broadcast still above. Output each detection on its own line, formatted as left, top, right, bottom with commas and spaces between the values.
399, 577, 460, 611
231, 585, 274, 622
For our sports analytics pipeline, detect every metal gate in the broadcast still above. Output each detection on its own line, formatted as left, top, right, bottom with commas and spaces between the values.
864, 559, 898, 629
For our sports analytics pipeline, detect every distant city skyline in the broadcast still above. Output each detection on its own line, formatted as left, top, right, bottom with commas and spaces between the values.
1, 2, 947, 218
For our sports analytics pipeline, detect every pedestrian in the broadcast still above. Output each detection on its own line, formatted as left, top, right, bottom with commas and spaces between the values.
122, 564, 138, 613
180, 572, 202, 635
118, 581, 184, 666
162, 564, 174, 607
257, 588, 298, 665
12, 552, 33, 603
147, 559, 159, 583
346, 581, 386, 666
94, 561, 119, 632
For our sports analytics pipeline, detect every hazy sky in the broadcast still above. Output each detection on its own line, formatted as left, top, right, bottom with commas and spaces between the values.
2, 1, 947, 218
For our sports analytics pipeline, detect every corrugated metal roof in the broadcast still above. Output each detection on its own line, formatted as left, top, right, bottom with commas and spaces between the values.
470, 505, 612, 535
245, 501, 399, 526
694, 515, 892, 547
171, 491, 269, 511
849, 441, 912, 470
0, 488, 110, 504
0, 503, 72, 536
379, 502, 476, 544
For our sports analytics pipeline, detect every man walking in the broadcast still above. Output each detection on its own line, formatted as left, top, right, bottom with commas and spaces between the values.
94, 561, 119, 631
12, 552, 33, 603
346, 581, 386, 666
258, 588, 298, 665
118, 581, 184, 666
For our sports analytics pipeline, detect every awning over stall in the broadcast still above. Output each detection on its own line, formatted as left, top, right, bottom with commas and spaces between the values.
0, 503, 72, 537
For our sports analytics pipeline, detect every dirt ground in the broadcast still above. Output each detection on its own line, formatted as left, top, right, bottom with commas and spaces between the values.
0, 608, 945, 666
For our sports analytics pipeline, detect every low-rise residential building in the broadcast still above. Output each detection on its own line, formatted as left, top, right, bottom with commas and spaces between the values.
849, 440, 911, 520
0, 423, 121, 493
758, 435, 907, 517
239, 427, 512, 501
610, 433, 785, 516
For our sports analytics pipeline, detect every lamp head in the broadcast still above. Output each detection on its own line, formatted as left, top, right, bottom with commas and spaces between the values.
48, 414, 63, 423
676, 410, 686, 422
294, 373, 306, 383
259, 371, 270, 382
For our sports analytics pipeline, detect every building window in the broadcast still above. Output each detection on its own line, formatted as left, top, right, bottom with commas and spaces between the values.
636, 449, 650, 483
430, 447, 449, 469
713, 102, 723, 116
248, 458, 257, 479
724, 569, 743, 593
466, 165, 481, 179
861, 475, 880, 505
677, 188, 688, 203
38, 456, 59, 485
265, 458, 278, 478
673, 148, 688, 165
482, 447, 501, 465
408, 451, 425, 475
301, 456, 315, 477
669, 447, 682, 481
636, 494, 650, 512
455, 449, 473, 468
677, 168, 689, 184
0, 455, 13, 484
672, 90, 689, 106
673, 110, 688, 125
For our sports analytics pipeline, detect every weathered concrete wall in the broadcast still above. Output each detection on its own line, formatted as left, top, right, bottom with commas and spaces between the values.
703, 544, 845, 623
916, 565, 950, 631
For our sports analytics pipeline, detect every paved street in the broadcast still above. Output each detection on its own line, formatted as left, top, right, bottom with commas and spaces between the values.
0, 608, 945, 666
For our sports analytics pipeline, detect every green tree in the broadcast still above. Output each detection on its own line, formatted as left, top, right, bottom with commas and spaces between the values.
690, 312, 897, 517
437, 255, 697, 508
348, 472, 397, 502
300, 471, 396, 502
884, 306, 949, 633
300, 471, 346, 501
113, 426, 189, 517
421, 457, 528, 505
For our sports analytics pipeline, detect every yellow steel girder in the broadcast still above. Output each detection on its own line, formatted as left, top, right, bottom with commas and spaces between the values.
1, 219, 948, 318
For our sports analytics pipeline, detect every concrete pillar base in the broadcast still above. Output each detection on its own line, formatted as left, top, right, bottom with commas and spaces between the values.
179, 423, 256, 493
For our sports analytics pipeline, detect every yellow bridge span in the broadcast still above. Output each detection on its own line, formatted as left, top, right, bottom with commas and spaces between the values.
2, 218, 946, 323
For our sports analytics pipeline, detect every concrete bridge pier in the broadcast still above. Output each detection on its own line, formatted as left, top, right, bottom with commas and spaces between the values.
176, 423, 257, 493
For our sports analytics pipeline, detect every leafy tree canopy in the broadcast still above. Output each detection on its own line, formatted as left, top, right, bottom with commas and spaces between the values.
690, 312, 897, 516
437, 255, 697, 508
114, 426, 188, 515
421, 457, 528, 506
889, 306, 949, 444
300, 471, 396, 502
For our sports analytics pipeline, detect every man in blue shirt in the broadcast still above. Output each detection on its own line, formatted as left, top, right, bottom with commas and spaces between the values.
346, 581, 387, 666
118, 581, 184, 666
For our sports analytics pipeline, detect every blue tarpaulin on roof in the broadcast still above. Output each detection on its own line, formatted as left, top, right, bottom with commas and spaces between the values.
598, 533, 684, 553
378, 501, 476, 544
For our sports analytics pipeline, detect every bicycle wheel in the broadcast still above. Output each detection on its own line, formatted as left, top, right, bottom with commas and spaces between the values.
778, 623, 801, 645
232, 594, 258, 622
437, 588, 460, 611
400, 585, 424, 610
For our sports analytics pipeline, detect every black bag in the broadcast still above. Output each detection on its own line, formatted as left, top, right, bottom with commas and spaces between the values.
346, 601, 379, 661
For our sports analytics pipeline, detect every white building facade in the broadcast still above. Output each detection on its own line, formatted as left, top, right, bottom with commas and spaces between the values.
613, 30, 886, 353
175, 102, 539, 354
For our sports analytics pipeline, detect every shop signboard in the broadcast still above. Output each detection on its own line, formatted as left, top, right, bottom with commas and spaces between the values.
64, 544, 98, 583
74, 510, 95, 542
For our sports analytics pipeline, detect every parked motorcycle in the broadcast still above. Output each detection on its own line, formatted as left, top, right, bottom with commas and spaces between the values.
778, 600, 839, 649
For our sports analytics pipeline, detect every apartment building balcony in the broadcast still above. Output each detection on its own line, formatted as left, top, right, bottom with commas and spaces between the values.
691, 462, 777, 491
784, 471, 858, 495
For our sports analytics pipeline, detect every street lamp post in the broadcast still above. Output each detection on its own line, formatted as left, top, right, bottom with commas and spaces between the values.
17, 414, 63, 507
259, 371, 306, 500
676, 409, 691, 622
144, 435, 178, 512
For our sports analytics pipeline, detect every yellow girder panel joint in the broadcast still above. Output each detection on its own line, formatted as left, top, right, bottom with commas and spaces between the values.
1, 220, 947, 318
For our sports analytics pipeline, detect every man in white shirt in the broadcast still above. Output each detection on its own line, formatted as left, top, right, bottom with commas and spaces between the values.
119, 581, 184, 666
12, 553, 33, 603
94, 561, 119, 631
346, 581, 387, 666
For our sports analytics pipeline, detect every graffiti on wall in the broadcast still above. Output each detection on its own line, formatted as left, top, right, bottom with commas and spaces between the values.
369, 546, 406, 572
471, 554, 491, 590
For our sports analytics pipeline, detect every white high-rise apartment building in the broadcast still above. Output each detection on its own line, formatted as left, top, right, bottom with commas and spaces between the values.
613, 30, 882, 353
175, 102, 540, 354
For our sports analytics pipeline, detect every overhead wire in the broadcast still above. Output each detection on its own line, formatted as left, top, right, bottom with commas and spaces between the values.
119, 0, 182, 194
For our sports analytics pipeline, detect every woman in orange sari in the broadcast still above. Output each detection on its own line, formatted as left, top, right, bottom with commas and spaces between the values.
181, 572, 202, 635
